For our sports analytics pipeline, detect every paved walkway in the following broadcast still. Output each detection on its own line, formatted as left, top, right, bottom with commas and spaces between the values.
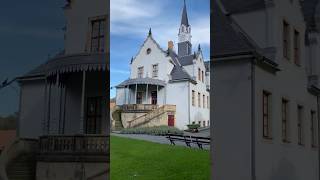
111, 133, 210, 150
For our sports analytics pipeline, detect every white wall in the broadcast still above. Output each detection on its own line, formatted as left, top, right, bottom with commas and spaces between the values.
130, 36, 174, 82
64, 0, 108, 54
19, 79, 45, 139
166, 81, 189, 129
212, 60, 253, 180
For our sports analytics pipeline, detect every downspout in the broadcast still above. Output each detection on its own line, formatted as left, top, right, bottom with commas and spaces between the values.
188, 82, 191, 125
251, 58, 256, 180
318, 95, 320, 180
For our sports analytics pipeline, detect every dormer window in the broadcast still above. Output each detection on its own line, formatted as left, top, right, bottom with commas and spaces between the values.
90, 18, 106, 53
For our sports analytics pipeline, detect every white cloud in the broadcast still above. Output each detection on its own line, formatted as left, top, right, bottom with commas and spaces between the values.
110, 0, 210, 50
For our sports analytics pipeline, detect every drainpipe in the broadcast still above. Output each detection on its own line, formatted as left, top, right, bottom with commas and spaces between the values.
188, 82, 191, 125
251, 59, 256, 180
318, 95, 320, 180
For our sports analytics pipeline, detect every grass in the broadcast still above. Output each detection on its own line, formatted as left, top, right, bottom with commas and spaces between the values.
110, 135, 210, 180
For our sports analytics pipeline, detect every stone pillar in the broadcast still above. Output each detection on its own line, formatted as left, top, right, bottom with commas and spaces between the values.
146, 84, 148, 104
135, 84, 138, 104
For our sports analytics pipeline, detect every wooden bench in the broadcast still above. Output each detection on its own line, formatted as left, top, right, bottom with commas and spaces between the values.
166, 134, 210, 149
191, 136, 210, 149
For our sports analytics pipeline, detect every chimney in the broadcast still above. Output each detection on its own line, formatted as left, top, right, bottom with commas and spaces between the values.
168, 41, 174, 50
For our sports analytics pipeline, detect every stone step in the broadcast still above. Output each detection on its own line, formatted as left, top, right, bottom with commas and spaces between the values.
7, 154, 36, 180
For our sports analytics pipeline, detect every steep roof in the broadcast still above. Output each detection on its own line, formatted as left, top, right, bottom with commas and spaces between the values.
218, 0, 266, 14
181, 0, 189, 26
167, 49, 195, 82
213, 0, 256, 57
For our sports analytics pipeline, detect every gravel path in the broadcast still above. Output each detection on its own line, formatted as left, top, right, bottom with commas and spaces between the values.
111, 133, 210, 150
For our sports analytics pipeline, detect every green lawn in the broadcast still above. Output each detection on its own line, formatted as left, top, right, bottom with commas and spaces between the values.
110, 135, 210, 180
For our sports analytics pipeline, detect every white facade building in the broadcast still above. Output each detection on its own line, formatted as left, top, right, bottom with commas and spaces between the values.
116, 1, 210, 130
212, 0, 320, 180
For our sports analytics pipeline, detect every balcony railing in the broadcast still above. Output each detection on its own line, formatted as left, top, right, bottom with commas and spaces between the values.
38, 135, 108, 162
121, 104, 158, 112
127, 105, 176, 128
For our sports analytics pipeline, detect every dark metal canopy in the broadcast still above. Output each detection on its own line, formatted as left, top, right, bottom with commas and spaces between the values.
17, 53, 107, 81
116, 78, 166, 88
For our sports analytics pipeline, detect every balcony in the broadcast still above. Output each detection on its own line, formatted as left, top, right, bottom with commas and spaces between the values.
38, 135, 108, 162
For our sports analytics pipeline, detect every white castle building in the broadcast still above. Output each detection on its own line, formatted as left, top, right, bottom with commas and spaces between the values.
115, 1, 210, 130
212, 0, 320, 179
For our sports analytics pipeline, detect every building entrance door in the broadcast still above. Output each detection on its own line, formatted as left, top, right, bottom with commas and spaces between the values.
86, 96, 102, 134
151, 91, 157, 105
168, 115, 174, 126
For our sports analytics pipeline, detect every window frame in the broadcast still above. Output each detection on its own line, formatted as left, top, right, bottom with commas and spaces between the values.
90, 18, 106, 53
137, 66, 144, 78
192, 90, 195, 106
294, 29, 300, 66
262, 91, 272, 139
198, 92, 201, 108
152, 64, 158, 78
297, 105, 304, 145
281, 98, 290, 143
283, 20, 290, 60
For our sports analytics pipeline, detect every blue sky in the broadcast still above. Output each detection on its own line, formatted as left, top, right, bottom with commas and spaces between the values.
0, 1, 65, 116
110, 0, 210, 98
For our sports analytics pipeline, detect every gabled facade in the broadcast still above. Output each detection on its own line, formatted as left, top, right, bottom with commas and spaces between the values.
8, 0, 109, 179
116, 1, 210, 130
213, 0, 320, 179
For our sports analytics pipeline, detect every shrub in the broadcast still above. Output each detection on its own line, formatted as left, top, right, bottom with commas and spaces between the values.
187, 124, 200, 130
120, 126, 183, 136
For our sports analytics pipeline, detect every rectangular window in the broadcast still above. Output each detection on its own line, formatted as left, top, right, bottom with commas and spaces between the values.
137, 67, 144, 78
152, 64, 158, 78
297, 105, 303, 145
203, 95, 205, 108
192, 90, 195, 106
198, 93, 201, 108
294, 30, 300, 65
282, 98, 289, 142
202, 71, 204, 82
262, 91, 271, 139
203, 121, 206, 127
207, 96, 209, 109
90, 19, 105, 52
198, 68, 201, 81
311, 110, 317, 147
283, 20, 290, 60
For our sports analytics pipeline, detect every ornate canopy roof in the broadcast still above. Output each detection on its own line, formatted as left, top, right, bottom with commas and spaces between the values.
116, 78, 166, 88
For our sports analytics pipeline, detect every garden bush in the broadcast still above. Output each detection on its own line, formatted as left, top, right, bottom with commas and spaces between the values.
120, 125, 183, 136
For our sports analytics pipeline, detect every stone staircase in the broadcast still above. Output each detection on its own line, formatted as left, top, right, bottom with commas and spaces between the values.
6, 154, 36, 180
126, 105, 176, 128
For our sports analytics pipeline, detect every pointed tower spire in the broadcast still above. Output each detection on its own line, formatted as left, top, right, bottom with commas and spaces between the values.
181, 0, 189, 26
148, 28, 152, 36
178, 0, 192, 57
198, 44, 201, 51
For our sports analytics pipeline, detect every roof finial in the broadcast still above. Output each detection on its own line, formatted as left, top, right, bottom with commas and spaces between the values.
148, 28, 152, 36
181, 0, 189, 26
198, 44, 201, 51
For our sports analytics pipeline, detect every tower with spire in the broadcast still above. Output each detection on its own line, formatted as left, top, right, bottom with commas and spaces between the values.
178, 0, 192, 57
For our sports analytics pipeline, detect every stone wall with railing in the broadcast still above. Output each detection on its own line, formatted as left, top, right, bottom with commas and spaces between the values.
38, 135, 108, 162
126, 105, 176, 128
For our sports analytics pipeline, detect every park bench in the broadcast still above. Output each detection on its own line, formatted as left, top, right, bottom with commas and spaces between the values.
166, 134, 210, 149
